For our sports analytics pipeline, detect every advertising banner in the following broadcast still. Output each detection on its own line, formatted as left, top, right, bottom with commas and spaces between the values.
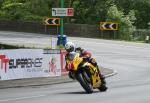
0, 49, 48, 80
0, 49, 65, 80
43, 49, 61, 77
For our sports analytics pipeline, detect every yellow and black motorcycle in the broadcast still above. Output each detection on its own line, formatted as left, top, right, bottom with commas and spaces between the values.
66, 52, 107, 93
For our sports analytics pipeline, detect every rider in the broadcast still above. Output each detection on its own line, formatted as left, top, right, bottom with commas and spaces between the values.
64, 41, 107, 86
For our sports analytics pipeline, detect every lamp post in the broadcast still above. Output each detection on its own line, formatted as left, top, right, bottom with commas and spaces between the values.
60, 0, 64, 45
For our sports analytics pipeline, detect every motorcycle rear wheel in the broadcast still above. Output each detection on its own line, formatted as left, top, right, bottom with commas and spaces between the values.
98, 84, 107, 92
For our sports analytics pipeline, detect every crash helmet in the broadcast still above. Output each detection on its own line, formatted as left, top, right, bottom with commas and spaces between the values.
65, 41, 75, 52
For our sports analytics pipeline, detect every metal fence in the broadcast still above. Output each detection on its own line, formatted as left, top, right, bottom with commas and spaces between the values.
132, 29, 150, 41
0, 20, 149, 42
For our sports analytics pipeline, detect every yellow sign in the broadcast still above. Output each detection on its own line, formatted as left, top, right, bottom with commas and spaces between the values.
44, 18, 60, 26
100, 22, 118, 30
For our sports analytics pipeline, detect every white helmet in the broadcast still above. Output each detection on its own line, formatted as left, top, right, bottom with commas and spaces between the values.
65, 42, 75, 52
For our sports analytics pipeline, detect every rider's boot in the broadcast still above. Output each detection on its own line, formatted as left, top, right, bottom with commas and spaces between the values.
99, 72, 106, 85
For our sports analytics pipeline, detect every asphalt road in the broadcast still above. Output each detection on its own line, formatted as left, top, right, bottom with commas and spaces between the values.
0, 31, 150, 103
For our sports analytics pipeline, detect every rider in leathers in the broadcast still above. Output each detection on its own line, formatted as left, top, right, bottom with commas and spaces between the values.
65, 42, 107, 87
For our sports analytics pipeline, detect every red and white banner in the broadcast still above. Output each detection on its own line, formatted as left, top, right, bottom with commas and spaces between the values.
43, 49, 61, 77
0, 49, 47, 80
52, 8, 74, 16
0, 49, 68, 80
60, 49, 68, 76
0, 49, 67, 80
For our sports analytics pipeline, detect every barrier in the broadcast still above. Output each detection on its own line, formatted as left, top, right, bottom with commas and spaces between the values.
60, 49, 68, 76
0, 49, 67, 80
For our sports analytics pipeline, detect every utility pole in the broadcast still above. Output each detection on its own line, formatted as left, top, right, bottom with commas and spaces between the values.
60, 0, 64, 45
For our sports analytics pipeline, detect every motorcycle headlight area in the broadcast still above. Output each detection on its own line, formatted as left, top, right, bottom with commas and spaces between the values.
68, 52, 76, 61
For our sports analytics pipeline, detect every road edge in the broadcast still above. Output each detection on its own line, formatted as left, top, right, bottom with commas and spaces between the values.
0, 68, 117, 89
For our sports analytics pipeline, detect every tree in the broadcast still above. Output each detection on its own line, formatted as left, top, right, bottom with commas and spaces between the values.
0, 0, 149, 30
112, 0, 150, 29
0, 0, 51, 21
106, 5, 136, 40
24, 0, 49, 16
133, 0, 150, 29
67, 0, 109, 24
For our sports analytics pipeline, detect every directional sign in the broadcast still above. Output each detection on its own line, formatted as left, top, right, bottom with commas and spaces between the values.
44, 18, 60, 26
52, 8, 74, 16
100, 22, 118, 30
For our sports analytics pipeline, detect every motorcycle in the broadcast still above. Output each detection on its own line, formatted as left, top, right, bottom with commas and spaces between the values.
66, 52, 107, 93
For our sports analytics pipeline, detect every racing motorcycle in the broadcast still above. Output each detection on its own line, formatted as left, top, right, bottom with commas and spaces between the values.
66, 52, 107, 93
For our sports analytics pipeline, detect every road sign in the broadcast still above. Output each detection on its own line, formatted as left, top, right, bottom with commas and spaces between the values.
100, 22, 118, 30
44, 18, 60, 26
52, 8, 74, 16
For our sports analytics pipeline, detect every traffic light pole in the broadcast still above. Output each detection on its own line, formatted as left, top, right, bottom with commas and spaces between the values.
60, 0, 64, 45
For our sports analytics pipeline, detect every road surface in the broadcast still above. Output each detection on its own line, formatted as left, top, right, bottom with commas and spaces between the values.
0, 31, 150, 103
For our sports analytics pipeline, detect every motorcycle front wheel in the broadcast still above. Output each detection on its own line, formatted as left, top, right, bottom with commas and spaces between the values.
76, 71, 93, 94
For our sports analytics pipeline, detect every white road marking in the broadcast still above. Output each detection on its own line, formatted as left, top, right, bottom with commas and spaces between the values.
105, 70, 118, 78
